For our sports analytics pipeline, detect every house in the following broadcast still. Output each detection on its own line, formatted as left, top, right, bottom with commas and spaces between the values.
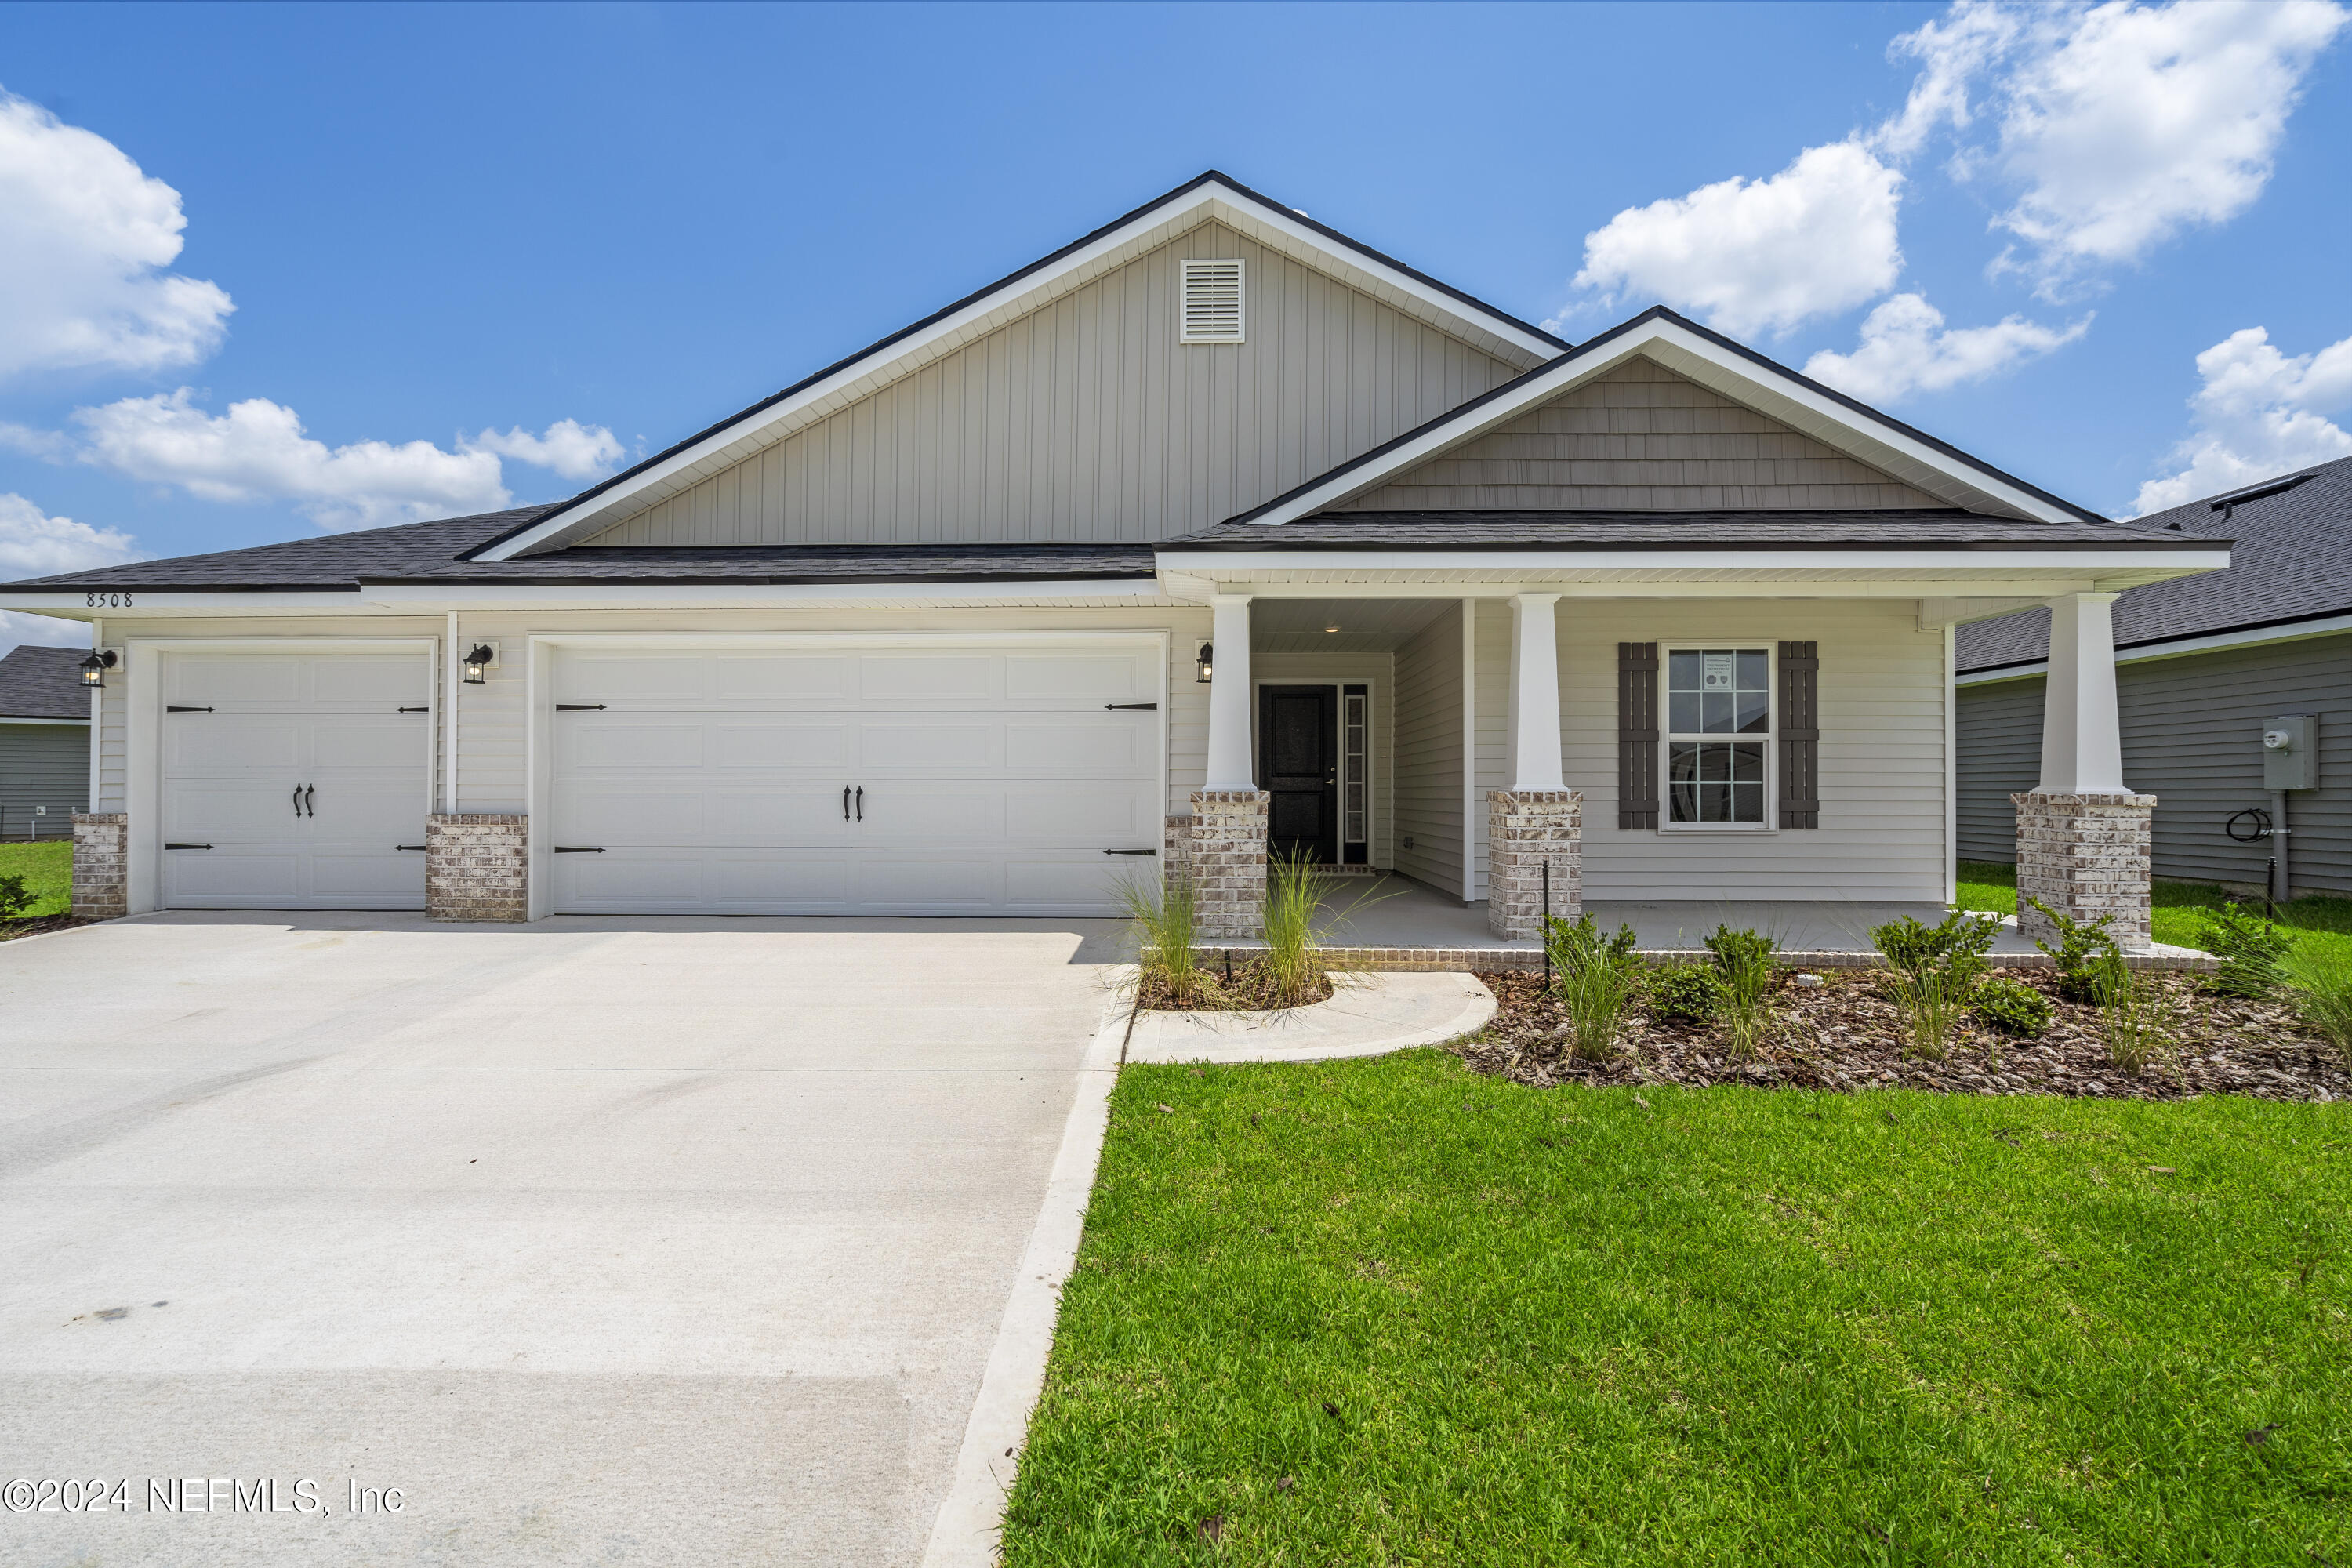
0, 644, 91, 841
1957, 456, 2349, 900
0, 172, 2224, 948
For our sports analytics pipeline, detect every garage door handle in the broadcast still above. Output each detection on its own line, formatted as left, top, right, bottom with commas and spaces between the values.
167, 705, 215, 713
292, 782, 304, 818
556, 703, 605, 711
397, 706, 430, 713
1104, 848, 1158, 856
843, 785, 851, 821
395, 844, 427, 851
1105, 702, 1158, 710
855, 786, 863, 821
303, 784, 316, 818
554, 845, 604, 853
164, 842, 212, 851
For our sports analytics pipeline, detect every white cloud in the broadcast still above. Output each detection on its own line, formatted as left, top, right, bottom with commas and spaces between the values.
1802, 292, 2089, 403
1566, 141, 1904, 338
1880, 1, 2349, 295
73, 390, 510, 531
0, 492, 143, 652
2134, 326, 2352, 514
0, 90, 235, 379
462, 419, 625, 481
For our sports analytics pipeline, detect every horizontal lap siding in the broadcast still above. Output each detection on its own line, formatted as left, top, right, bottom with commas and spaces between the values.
593, 223, 1523, 548
1954, 677, 2043, 862
1392, 603, 1465, 895
1563, 600, 1947, 900
0, 722, 89, 837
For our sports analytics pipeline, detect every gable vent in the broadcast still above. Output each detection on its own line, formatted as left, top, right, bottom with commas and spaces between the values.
1178, 258, 1245, 344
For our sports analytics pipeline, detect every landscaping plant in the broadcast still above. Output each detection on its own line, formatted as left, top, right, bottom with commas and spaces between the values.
1259, 850, 1335, 1008
1118, 869, 1203, 1007
2091, 952, 2173, 1076
1971, 975, 2050, 1038
1647, 962, 1725, 1025
2198, 902, 2297, 998
2285, 946, 2352, 1068
1704, 924, 1777, 1062
1541, 913, 1642, 1062
2027, 897, 2123, 1003
0, 873, 31, 921
1871, 910, 1997, 1061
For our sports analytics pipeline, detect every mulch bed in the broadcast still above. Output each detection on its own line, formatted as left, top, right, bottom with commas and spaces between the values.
1457, 968, 2350, 1103
0, 915, 91, 943
1136, 958, 1335, 1012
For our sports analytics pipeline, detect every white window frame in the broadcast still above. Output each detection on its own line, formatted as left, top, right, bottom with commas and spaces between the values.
1178, 258, 1246, 345
1659, 641, 1776, 833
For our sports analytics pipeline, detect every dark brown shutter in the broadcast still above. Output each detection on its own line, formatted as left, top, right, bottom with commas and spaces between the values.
1777, 641, 1819, 829
1617, 642, 1658, 829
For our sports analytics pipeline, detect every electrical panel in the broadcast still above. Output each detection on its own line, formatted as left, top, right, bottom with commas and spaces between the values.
2261, 714, 2318, 791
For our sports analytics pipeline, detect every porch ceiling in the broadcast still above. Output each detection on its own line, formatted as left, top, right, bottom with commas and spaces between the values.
1250, 597, 1454, 652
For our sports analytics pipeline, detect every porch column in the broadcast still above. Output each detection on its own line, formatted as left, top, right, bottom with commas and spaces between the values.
2014, 592, 2154, 949
1488, 592, 1581, 939
1192, 593, 1266, 938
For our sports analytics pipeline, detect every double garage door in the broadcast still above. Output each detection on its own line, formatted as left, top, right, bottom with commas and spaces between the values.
157, 640, 1164, 916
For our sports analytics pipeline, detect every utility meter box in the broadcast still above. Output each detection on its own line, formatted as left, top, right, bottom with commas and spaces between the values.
2262, 714, 2318, 791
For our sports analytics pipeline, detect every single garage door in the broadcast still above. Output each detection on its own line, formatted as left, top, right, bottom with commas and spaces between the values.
159, 650, 433, 909
549, 638, 1164, 915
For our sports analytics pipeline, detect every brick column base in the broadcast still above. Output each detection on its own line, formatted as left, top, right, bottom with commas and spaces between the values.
71, 812, 129, 920
2013, 790, 2154, 951
1163, 812, 1192, 882
1486, 789, 1581, 939
427, 813, 528, 922
1189, 789, 1267, 939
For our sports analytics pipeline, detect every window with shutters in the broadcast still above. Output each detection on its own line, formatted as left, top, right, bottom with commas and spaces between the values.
1178, 258, 1245, 343
1663, 646, 1773, 827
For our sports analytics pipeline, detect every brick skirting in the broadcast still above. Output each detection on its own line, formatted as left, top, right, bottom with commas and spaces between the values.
2013, 790, 2155, 951
1486, 789, 1581, 939
71, 813, 128, 920
1189, 789, 1267, 940
426, 814, 528, 922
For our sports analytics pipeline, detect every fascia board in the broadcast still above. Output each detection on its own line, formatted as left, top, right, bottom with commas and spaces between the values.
1155, 548, 2230, 575
358, 579, 1168, 608
480, 180, 1564, 564
0, 591, 376, 619
1240, 318, 2091, 528
0, 716, 89, 727
1957, 608, 2352, 684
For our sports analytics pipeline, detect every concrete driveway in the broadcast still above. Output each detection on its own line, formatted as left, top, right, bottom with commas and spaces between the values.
0, 911, 1124, 1566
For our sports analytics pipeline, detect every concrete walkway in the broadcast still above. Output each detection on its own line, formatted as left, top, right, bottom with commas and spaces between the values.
1125, 972, 1497, 1065
0, 910, 1123, 1566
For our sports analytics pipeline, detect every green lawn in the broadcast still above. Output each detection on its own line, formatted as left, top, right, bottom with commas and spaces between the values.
1955, 858, 2352, 967
0, 839, 73, 919
1006, 1051, 2350, 1566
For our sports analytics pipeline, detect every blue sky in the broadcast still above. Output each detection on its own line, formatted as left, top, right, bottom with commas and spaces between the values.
1, 0, 2347, 644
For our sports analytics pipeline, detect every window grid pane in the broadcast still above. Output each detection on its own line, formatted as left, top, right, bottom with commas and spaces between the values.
1668, 741, 1766, 823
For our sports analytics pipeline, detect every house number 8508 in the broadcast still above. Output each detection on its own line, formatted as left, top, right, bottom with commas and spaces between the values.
85, 592, 132, 608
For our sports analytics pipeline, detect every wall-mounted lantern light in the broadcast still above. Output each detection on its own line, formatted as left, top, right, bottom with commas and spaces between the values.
463, 644, 496, 684
79, 649, 117, 688
1196, 643, 1214, 684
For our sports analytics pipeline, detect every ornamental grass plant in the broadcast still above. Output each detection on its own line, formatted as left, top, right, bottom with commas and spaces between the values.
1260, 850, 1335, 1009
1704, 924, 1777, 1063
2285, 945, 2352, 1069
1542, 913, 1642, 1062
1871, 910, 1997, 1062
1119, 868, 1203, 1007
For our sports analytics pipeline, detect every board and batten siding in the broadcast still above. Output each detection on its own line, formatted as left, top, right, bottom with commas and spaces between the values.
587, 223, 1525, 549
1250, 652, 1396, 871
1956, 633, 2352, 895
1391, 601, 1466, 895
1336, 357, 1943, 513
0, 722, 89, 837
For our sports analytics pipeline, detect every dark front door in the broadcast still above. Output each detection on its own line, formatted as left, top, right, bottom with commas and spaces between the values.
1259, 685, 1337, 864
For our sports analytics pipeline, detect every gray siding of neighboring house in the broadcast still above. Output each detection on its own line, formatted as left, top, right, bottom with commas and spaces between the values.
1956, 632, 2352, 895
588, 221, 1528, 549
1334, 357, 1944, 513
0, 722, 87, 840
1391, 601, 1466, 897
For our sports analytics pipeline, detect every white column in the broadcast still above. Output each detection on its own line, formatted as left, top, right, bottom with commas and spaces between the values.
2036, 592, 2127, 793
1203, 594, 1254, 790
1504, 593, 1565, 791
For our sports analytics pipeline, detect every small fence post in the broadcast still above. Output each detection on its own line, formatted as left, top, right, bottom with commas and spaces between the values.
1541, 858, 1552, 984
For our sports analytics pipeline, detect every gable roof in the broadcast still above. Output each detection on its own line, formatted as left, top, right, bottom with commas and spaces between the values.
1226, 307, 2107, 528
467, 171, 1570, 563
1957, 455, 2352, 673
0, 644, 93, 720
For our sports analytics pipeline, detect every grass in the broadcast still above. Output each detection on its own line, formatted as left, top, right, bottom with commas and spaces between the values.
0, 840, 72, 919
1005, 1050, 2351, 1565
1956, 858, 2352, 968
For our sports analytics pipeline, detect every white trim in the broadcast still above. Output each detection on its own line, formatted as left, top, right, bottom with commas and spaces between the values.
1944, 622, 1957, 906
1657, 641, 1776, 832
0, 716, 89, 727
362, 580, 1171, 608
88, 618, 101, 813
1460, 598, 1475, 903
1156, 548, 2229, 577
479, 179, 1563, 561
1957, 609, 2352, 685
1236, 316, 2098, 527
443, 612, 460, 814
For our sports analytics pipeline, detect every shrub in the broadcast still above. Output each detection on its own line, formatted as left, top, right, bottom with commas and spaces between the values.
1872, 910, 1998, 1060
1260, 850, 1335, 1009
0, 873, 31, 921
1120, 869, 1202, 1007
1544, 913, 1642, 1062
2198, 902, 2296, 998
2285, 946, 2352, 1069
1972, 975, 2050, 1038
1648, 963, 1725, 1025
1704, 925, 1777, 1063
2027, 897, 2122, 1004
2091, 953, 2173, 1076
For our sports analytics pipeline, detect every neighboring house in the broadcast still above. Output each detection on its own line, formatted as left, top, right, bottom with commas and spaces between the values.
1955, 456, 2350, 899
0, 644, 91, 841
0, 172, 2223, 946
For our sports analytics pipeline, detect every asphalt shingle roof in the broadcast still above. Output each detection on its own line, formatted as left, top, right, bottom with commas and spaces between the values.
1171, 509, 2210, 550
1955, 456, 2352, 673
0, 644, 92, 720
